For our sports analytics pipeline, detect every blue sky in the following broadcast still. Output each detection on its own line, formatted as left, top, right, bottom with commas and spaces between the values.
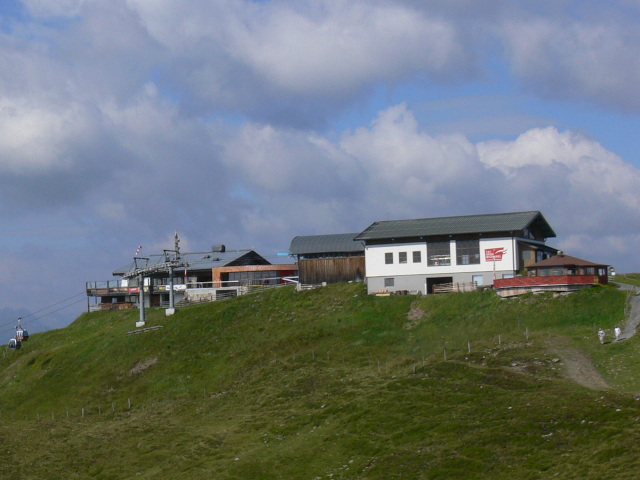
1, 0, 640, 335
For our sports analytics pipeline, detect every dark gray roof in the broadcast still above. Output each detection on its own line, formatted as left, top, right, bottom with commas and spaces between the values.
113, 250, 268, 276
290, 233, 364, 255
355, 211, 556, 241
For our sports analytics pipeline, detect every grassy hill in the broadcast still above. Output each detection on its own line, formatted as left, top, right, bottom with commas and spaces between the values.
1, 283, 639, 479
616, 273, 640, 287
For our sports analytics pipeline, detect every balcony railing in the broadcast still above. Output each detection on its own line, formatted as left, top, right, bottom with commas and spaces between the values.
87, 276, 300, 296
494, 275, 601, 289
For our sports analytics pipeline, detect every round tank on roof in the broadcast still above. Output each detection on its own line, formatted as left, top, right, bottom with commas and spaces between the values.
212, 244, 226, 253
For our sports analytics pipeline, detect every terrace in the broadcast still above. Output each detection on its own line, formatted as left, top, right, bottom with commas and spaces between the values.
493, 253, 609, 297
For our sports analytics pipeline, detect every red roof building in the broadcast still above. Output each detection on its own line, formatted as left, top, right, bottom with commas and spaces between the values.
494, 253, 610, 297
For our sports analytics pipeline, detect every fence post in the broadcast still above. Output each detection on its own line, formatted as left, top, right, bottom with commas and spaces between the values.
499, 334, 502, 345
526, 327, 529, 341
444, 348, 447, 361
468, 341, 471, 354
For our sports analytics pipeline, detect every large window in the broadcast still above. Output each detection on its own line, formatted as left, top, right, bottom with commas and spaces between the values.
456, 239, 480, 265
399, 252, 407, 264
427, 241, 451, 266
413, 251, 421, 263
229, 270, 278, 285
385, 252, 393, 264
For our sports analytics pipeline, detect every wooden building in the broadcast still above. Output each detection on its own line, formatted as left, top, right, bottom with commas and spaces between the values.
494, 253, 609, 297
289, 233, 365, 285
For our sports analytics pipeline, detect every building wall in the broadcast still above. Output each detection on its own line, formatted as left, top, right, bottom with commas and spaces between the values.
366, 270, 514, 294
364, 237, 518, 294
298, 257, 365, 284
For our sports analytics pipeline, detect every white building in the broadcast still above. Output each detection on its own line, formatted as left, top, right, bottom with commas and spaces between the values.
354, 211, 557, 294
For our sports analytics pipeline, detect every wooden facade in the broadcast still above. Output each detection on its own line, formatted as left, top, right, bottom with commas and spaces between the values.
213, 264, 298, 284
298, 257, 365, 285
290, 232, 366, 285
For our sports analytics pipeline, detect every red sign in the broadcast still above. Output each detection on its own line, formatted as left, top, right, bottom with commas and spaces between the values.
485, 247, 507, 262
128, 287, 140, 293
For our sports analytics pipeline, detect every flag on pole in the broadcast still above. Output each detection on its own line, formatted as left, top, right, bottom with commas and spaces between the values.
135, 245, 143, 256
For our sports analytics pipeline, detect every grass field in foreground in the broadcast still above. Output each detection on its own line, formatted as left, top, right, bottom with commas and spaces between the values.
1, 283, 639, 479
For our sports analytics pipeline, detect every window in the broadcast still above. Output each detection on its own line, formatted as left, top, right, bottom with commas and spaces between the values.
399, 252, 407, 264
384, 277, 395, 287
472, 275, 484, 286
413, 251, 421, 263
427, 241, 451, 266
229, 270, 278, 285
385, 252, 393, 264
456, 239, 480, 265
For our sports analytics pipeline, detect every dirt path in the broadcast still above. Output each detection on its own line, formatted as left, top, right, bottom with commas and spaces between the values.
553, 346, 609, 390
618, 290, 640, 341
549, 287, 639, 390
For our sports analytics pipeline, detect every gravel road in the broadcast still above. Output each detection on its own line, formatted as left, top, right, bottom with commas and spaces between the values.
614, 283, 640, 341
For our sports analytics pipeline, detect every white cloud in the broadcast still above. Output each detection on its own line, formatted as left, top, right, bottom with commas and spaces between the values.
219, 105, 640, 270
123, 0, 472, 116
478, 126, 640, 215
0, 98, 91, 173
229, 2, 467, 96
500, 16, 640, 109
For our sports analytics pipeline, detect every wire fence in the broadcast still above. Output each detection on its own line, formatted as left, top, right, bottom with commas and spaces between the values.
0, 326, 547, 425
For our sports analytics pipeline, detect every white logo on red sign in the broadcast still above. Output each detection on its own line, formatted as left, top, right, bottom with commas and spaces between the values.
485, 247, 507, 262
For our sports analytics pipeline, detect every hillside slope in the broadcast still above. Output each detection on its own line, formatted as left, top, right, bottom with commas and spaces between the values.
1, 283, 639, 479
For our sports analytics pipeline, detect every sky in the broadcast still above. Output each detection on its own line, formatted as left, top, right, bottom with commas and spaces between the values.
1, 0, 640, 334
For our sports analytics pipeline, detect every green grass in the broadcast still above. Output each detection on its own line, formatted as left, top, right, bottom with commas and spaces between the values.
1, 283, 639, 479
616, 273, 640, 287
